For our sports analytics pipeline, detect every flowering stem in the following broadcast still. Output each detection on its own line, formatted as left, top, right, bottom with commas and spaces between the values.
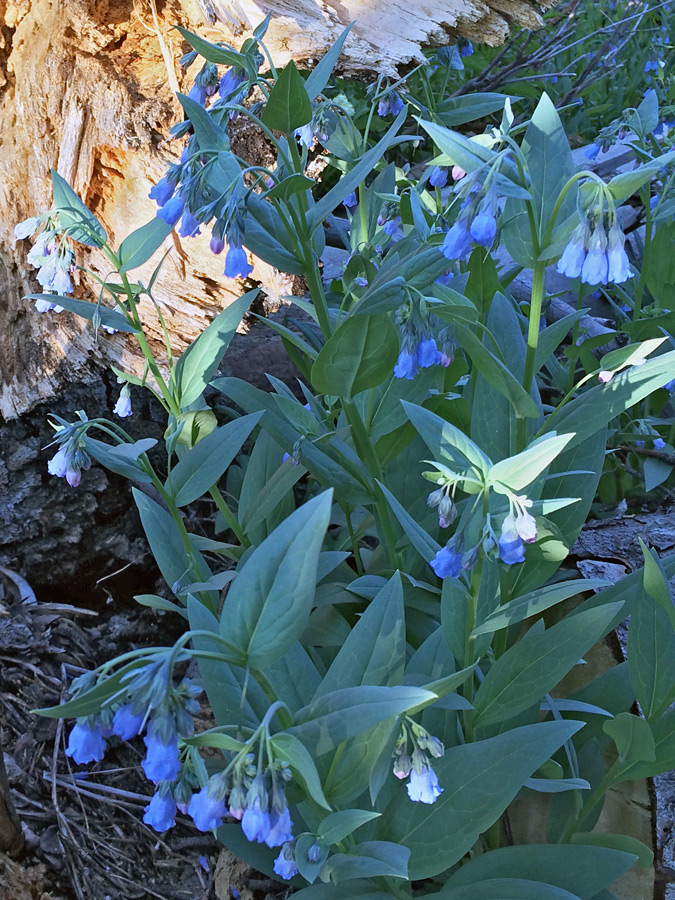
208, 485, 248, 547
517, 259, 546, 452
251, 670, 293, 730
633, 187, 653, 320
560, 770, 614, 842
358, 181, 369, 246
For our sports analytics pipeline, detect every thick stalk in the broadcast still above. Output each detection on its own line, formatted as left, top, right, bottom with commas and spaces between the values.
633, 189, 653, 320
208, 485, 248, 547
516, 260, 546, 452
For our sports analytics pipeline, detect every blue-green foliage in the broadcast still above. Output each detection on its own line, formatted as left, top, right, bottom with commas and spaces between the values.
23, 20, 675, 900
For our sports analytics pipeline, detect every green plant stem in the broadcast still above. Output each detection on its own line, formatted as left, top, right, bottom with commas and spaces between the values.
517, 260, 546, 452
209, 485, 248, 547
566, 282, 586, 396
342, 397, 401, 569
252, 669, 293, 729
633, 188, 653, 320
358, 180, 369, 246
560, 770, 614, 842
344, 507, 364, 575
118, 271, 181, 417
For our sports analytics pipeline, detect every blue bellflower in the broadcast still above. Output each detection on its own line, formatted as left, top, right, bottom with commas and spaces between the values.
442, 219, 471, 261
581, 226, 609, 285
294, 123, 314, 147
157, 196, 185, 227
66, 722, 107, 764
344, 191, 358, 208
142, 731, 181, 784
498, 534, 525, 565
417, 337, 441, 368
429, 166, 448, 188
394, 347, 418, 380
149, 177, 175, 208
242, 798, 271, 844
430, 545, 462, 579
143, 792, 177, 832
112, 704, 144, 740
274, 845, 298, 880
113, 388, 132, 418
557, 226, 586, 279
470, 212, 497, 247
188, 786, 227, 831
265, 807, 293, 848
406, 766, 443, 803
224, 244, 253, 279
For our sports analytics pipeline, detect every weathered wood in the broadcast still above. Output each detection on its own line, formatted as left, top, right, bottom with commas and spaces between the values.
0, 0, 554, 421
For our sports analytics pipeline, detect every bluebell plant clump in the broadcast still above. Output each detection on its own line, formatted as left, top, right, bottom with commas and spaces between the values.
392, 718, 445, 804
14, 213, 76, 305
17, 19, 675, 898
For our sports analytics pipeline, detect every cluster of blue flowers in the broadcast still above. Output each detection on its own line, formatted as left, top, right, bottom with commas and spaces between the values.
557, 217, 631, 285
148, 55, 260, 281
392, 719, 444, 804
426, 459, 538, 579
393, 305, 454, 380
47, 427, 92, 488
377, 90, 405, 118
441, 173, 500, 262
15, 215, 76, 303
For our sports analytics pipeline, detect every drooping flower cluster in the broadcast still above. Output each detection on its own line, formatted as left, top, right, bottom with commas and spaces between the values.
47, 422, 93, 488
65, 661, 201, 790
497, 492, 537, 565
392, 718, 444, 804
393, 303, 454, 380
14, 214, 76, 302
377, 90, 405, 118
423, 456, 541, 580
557, 208, 632, 286
441, 173, 500, 262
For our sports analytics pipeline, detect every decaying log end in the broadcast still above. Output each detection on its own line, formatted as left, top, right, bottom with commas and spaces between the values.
190, 0, 554, 75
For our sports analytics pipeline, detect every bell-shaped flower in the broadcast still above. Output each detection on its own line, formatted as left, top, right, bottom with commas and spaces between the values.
113, 387, 132, 419
66, 721, 107, 764
581, 226, 609, 285
112, 704, 144, 740
606, 222, 632, 283
241, 797, 271, 844
265, 806, 293, 848
178, 210, 201, 238
429, 166, 448, 188
470, 212, 497, 247
416, 336, 441, 368
441, 219, 472, 261
224, 244, 253, 280
157, 195, 185, 227
149, 177, 175, 208
430, 544, 463, 579
406, 765, 443, 804
48, 446, 70, 479
394, 346, 418, 380
498, 533, 525, 565
557, 225, 587, 279
274, 844, 298, 880
343, 191, 358, 208
188, 784, 227, 831
14, 217, 41, 240
142, 731, 180, 784
143, 792, 177, 832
